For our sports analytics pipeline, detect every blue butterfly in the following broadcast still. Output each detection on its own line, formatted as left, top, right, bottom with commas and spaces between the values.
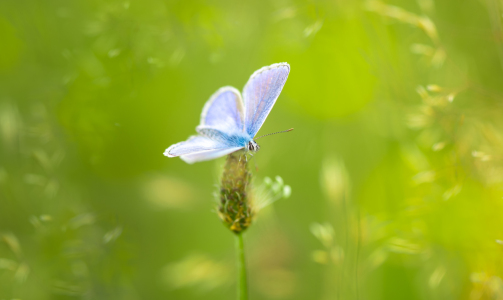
164, 62, 290, 164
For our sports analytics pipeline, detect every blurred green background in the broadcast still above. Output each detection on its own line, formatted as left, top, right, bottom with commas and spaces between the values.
1, 0, 503, 299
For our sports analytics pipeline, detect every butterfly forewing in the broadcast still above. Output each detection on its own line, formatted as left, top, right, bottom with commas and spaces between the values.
242, 63, 290, 138
197, 86, 250, 149
200, 86, 245, 132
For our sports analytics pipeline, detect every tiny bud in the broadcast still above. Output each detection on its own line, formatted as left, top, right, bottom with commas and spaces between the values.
283, 185, 292, 198
426, 84, 442, 92
432, 142, 446, 151
416, 85, 429, 100
447, 93, 455, 102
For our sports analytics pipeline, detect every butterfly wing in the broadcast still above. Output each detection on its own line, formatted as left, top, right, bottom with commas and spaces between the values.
164, 135, 244, 164
196, 126, 250, 147
179, 147, 244, 164
200, 86, 245, 132
242, 63, 290, 138
165, 87, 249, 164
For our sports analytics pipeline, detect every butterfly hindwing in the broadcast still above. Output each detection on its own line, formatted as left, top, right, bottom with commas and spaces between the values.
196, 126, 250, 148
180, 147, 244, 164
165, 135, 229, 157
242, 63, 290, 138
165, 134, 245, 163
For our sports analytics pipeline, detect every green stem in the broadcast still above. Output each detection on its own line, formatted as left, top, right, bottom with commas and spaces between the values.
235, 233, 248, 300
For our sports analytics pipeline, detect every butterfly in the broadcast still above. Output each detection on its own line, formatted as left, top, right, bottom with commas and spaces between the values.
164, 62, 290, 164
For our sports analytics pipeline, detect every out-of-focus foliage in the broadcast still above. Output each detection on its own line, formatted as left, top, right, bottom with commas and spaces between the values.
1, 0, 503, 299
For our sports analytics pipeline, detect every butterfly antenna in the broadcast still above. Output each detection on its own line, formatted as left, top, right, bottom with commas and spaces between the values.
254, 128, 294, 140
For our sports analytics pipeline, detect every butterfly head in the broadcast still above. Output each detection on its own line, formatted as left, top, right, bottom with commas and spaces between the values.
248, 140, 260, 152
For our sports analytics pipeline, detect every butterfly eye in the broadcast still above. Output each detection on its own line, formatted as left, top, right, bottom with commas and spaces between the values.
247, 141, 259, 151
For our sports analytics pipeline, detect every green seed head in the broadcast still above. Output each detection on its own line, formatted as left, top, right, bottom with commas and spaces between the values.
217, 152, 253, 234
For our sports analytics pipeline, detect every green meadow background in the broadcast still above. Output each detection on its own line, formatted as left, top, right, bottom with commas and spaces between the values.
1, 0, 503, 299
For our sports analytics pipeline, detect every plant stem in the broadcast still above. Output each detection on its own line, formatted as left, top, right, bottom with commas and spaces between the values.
235, 233, 248, 300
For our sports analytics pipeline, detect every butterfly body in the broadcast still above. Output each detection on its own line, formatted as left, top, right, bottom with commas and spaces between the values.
247, 140, 260, 152
165, 63, 289, 163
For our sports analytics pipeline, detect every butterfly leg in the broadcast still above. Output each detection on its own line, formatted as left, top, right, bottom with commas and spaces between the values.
247, 150, 254, 162
251, 154, 259, 172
